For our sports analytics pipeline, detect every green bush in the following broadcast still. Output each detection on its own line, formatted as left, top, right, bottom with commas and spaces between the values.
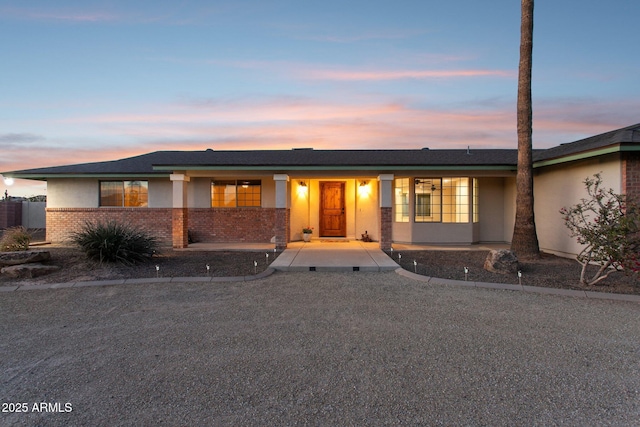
71, 221, 158, 265
0, 226, 31, 251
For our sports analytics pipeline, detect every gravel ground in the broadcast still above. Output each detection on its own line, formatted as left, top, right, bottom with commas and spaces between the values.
1, 272, 639, 426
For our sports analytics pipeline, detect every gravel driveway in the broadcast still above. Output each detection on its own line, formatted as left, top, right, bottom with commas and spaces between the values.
1, 271, 639, 426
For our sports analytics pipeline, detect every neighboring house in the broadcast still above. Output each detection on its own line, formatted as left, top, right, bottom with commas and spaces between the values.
3, 123, 640, 257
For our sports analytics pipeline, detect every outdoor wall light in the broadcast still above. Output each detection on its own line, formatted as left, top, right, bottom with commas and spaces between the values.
358, 180, 371, 197
297, 181, 308, 197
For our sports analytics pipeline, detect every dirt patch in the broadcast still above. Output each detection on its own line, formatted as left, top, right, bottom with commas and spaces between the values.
1, 245, 639, 295
391, 250, 640, 295
0, 246, 279, 287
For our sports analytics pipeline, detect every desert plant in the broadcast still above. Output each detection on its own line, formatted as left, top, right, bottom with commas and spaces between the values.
0, 226, 31, 251
560, 174, 640, 286
70, 221, 158, 265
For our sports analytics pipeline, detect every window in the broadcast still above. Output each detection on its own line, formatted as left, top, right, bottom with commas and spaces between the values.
414, 177, 470, 223
473, 179, 479, 223
415, 179, 441, 222
212, 180, 261, 207
100, 181, 148, 207
394, 178, 409, 222
442, 178, 469, 223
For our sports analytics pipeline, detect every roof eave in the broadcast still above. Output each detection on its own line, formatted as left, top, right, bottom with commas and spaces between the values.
2, 173, 170, 181
152, 165, 516, 172
533, 144, 640, 168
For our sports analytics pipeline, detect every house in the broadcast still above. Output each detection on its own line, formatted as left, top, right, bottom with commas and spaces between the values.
3, 123, 639, 257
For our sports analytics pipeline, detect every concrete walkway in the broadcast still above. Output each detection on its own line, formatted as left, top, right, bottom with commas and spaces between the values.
270, 240, 399, 272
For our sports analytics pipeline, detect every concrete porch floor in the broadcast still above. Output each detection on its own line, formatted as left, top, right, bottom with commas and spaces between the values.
270, 240, 399, 272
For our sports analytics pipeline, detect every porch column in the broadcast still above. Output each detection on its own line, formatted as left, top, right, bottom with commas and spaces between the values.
170, 173, 190, 249
378, 174, 394, 251
273, 174, 290, 250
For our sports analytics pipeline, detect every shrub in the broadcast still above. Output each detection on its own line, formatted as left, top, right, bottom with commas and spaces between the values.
560, 173, 640, 286
70, 221, 158, 265
0, 226, 31, 251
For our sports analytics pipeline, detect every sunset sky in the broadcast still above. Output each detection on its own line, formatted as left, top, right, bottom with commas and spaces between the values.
1, 0, 639, 196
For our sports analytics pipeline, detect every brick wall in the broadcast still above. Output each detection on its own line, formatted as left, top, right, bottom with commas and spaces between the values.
172, 208, 188, 248
0, 201, 23, 229
379, 206, 392, 250
47, 207, 288, 246
274, 208, 290, 250
623, 153, 640, 202
46, 208, 173, 245
187, 208, 283, 243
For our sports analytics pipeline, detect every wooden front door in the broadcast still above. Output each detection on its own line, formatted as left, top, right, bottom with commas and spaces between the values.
320, 181, 346, 237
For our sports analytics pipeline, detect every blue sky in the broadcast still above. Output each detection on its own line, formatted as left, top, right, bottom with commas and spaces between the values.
1, 0, 639, 196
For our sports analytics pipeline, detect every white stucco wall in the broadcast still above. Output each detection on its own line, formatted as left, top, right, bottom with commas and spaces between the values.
534, 157, 621, 257
149, 179, 173, 208
289, 178, 378, 241
503, 177, 516, 243
477, 177, 507, 242
47, 179, 99, 208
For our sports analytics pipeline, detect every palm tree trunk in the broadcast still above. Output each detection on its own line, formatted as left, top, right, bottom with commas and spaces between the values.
511, 0, 540, 259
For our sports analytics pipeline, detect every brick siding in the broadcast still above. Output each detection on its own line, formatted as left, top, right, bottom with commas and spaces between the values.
47, 207, 290, 247
623, 153, 640, 202
46, 208, 173, 245
379, 206, 392, 250
183, 208, 286, 244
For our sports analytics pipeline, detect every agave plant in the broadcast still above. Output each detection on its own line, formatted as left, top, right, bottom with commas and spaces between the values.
70, 221, 157, 265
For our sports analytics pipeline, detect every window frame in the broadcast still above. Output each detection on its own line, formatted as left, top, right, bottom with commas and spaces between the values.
211, 179, 262, 208
413, 177, 471, 224
99, 180, 148, 207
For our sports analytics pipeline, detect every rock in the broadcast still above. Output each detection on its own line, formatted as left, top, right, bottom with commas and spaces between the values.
1, 263, 60, 279
0, 250, 51, 267
484, 249, 519, 275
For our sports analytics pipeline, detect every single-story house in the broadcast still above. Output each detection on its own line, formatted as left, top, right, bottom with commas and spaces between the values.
3, 123, 639, 257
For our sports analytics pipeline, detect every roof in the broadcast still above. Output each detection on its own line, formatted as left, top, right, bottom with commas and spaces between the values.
4, 123, 640, 179
3, 149, 519, 179
533, 123, 640, 165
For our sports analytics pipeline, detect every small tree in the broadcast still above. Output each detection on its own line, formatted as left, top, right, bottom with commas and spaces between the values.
560, 174, 640, 286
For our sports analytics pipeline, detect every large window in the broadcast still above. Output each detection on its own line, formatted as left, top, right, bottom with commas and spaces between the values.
212, 180, 261, 207
394, 178, 409, 222
100, 181, 148, 207
414, 177, 470, 223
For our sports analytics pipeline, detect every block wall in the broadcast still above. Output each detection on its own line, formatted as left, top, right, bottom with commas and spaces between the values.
0, 201, 22, 229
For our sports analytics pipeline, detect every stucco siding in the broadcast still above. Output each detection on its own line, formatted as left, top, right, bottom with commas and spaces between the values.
289, 178, 378, 241
411, 223, 474, 244
534, 157, 621, 257
477, 177, 506, 242
47, 179, 98, 208
149, 179, 172, 208
503, 177, 516, 243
